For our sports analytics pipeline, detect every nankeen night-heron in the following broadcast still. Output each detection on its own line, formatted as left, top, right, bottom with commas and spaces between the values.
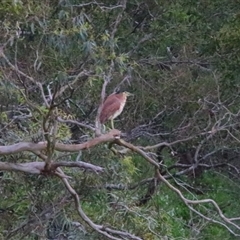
99, 91, 133, 129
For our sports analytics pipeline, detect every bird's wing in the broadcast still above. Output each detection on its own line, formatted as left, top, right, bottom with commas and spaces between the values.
99, 97, 121, 123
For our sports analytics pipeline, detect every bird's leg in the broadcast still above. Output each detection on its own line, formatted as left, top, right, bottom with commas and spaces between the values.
101, 124, 106, 133
111, 119, 114, 129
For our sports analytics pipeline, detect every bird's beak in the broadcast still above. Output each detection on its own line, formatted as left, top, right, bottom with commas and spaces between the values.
126, 92, 134, 97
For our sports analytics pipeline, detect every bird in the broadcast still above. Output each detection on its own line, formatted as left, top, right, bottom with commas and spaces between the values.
99, 91, 133, 129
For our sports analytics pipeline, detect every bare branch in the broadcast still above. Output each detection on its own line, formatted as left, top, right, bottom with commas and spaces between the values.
66, 1, 100, 8
67, 1, 125, 10
100, 178, 154, 191
127, 34, 152, 55
57, 117, 95, 132
0, 51, 34, 83
0, 161, 45, 174
52, 161, 104, 173
54, 70, 91, 99
0, 129, 121, 155
5, 195, 68, 239
0, 50, 49, 107
110, 0, 127, 39
0, 161, 104, 174
143, 135, 199, 150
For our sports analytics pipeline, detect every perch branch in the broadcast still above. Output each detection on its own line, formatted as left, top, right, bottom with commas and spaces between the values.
0, 129, 121, 155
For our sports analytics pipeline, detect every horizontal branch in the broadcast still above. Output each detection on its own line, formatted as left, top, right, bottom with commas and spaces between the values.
0, 130, 121, 155
0, 161, 104, 175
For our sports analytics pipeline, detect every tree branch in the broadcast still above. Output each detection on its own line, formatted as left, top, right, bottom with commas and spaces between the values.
0, 161, 104, 174
54, 70, 91, 99
114, 139, 240, 236
0, 129, 121, 155
59, 168, 142, 240
57, 117, 95, 132
0, 50, 49, 107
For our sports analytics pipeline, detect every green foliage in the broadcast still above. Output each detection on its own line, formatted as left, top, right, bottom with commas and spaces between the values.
195, 171, 240, 217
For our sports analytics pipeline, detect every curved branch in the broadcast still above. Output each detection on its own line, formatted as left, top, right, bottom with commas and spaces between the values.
0, 130, 121, 155
114, 139, 240, 236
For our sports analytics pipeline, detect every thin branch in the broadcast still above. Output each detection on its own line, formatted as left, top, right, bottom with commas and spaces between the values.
101, 178, 154, 191
127, 34, 152, 55
162, 162, 240, 179
66, 1, 101, 8
5, 196, 68, 239
54, 70, 91, 99
57, 117, 95, 132
143, 135, 199, 150
110, 0, 127, 39
0, 51, 34, 83
67, 1, 125, 10
0, 50, 49, 107
114, 75, 131, 92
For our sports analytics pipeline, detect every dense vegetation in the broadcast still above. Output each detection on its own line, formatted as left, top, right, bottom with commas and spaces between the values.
1, 0, 240, 239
